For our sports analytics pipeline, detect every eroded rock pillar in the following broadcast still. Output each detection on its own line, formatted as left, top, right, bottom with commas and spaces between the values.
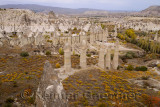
64, 43, 71, 72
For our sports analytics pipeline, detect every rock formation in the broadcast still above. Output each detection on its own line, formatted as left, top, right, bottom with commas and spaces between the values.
80, 40, 87, 69
64, 43, 71, 72
36, 61, 68, 107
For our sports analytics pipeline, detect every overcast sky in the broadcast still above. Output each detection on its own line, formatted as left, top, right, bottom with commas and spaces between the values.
0, 0, 160, 11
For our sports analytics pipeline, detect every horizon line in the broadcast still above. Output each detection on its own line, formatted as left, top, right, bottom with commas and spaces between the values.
0, 3, 154, 12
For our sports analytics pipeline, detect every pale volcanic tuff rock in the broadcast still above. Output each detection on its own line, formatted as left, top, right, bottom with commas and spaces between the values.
36, 61, 68, 107
83, 10, 108, 16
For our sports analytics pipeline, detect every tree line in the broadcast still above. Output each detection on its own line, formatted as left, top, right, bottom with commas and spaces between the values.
117, 29, 160, 54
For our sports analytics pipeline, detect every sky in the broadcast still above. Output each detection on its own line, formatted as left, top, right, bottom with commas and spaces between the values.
0, 0, 160, 11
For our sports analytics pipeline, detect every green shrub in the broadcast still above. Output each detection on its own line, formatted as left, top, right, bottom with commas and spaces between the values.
73, 27, 77, 31
101, 24, 106, 29
13, 81, 18, 87
125, 51, 135, 59
157, 64, 160, 69
46, 51, 51, 56
47, 40, 52, 43
146, 53, 159, 59
25, 71, 28, 74
87, 54, 91, 57
73, 51, 75, 55
135, 66, 148, 71
117, 65, 122, 70
59, 48, 64, 55
141, 76, 150, 80
28, 97, 35, 104
65, 31, 69, 33
4, 103, 12, 107
44, 35, 50, 39
20, 52, 29, 57
75, 54, 80, 57
126, 53, 133, 59
5, 98, 14, 104
126, 65, 134, 71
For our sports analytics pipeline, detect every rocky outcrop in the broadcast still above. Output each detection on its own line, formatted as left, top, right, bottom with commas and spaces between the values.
36, 61, 68, 107
20, 14, 31, 25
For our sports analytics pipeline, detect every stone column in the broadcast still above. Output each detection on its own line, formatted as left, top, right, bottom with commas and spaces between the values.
72, 37, 74, 44
64, 43, 71, 72
94, 33, 96, 42
112, 40, 119, 70
80, 40, 87, 69
98, 43, 105, 69
103, 28, 108, 42
96, 32, 98, 41
106, 28, 109, 38
80, 35, 83, 44
80, 35, 86, 44
72, 43, 75, 54
56, 37, 58, 45
90, 33, 93, 44
154, 32, 158, 41
114, 26, 117, 37
68, 37, 71, 46
106, 47, 111, 69
76, 36, 79, 44
98, 32, 100, 41
158, 37, 160, 42
100, 31, 103, 42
